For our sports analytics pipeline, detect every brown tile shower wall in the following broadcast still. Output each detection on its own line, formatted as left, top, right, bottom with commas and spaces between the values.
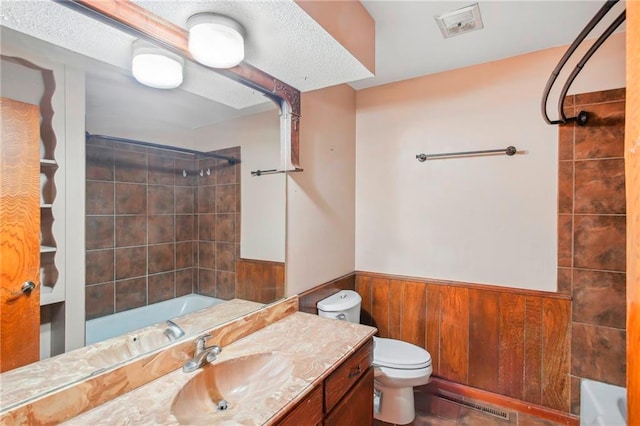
558, 88, 626, 415
196, 146, 241, 301
85, 139, 241, 320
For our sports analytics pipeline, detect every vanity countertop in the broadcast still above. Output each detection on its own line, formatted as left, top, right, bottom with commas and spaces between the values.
0, 298, 264, 411
62, 312, 376, 425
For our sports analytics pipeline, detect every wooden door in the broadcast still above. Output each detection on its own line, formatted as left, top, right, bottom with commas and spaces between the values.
627, 1, 639, 422
0, 97, 41, 372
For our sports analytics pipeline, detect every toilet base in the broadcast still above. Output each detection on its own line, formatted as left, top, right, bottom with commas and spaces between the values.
373, 381, 415, 425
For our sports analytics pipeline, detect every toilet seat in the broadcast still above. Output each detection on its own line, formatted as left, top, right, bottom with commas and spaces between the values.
373, 337, 432, 370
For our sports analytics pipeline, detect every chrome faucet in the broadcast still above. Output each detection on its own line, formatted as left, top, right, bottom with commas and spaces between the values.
182, 334, 222, 373
164, 319, 185, 341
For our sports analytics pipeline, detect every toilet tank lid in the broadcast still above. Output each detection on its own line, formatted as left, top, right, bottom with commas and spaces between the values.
317, 290, 361, 312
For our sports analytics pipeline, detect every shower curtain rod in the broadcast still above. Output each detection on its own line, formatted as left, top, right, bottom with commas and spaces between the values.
541, 0, 625, 126
85, 132, 240, 164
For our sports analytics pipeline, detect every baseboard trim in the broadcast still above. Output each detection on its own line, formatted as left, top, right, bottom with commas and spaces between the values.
425, 377, 579, 426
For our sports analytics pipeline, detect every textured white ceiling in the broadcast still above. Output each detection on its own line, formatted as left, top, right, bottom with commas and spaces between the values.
0, 0, 275, 110
352, 0, 626, 89
0, 0, 373, 100
1, 0, 625, 96
1, 26, 275, 132
133, 0, 374, 91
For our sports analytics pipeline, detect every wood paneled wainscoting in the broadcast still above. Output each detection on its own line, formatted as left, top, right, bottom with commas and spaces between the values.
299, 271, 574, 418
354, 273, 572, 414
236, 259, 284, 304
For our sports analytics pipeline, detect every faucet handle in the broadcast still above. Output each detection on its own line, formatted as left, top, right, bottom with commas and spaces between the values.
205, 345, 222, 363
196, 334, 212, 350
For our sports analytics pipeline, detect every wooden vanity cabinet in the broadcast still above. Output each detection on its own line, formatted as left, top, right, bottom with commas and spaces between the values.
278, 385, 324, 426
277, 338, 374, 426
324, 367, 374, 426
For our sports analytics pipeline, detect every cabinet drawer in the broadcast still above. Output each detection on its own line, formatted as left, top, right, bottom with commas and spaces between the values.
277, 385, 323, 426
324, 339, 374, 413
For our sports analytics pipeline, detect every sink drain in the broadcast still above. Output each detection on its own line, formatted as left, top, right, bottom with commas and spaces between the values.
216, 400, 229, 411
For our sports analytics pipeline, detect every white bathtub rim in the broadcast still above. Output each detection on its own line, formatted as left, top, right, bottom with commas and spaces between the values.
85, 294, 223, 345
580, 378, 627, 426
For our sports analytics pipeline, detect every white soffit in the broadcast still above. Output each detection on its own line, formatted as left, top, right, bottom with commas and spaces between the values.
133, 0, 374, 91
86, 67, 277, 133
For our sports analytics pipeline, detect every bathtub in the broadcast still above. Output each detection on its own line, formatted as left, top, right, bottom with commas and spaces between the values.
85, 294, 223, 345
580, 378, 627, 426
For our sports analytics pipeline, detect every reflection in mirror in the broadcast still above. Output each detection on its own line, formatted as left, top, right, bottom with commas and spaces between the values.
0, 3, 285, 409
83, 55, 285, 343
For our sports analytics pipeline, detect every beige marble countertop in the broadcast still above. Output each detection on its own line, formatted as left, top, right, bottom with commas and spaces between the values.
62, 312, 376, 425
0, 299, 264, 412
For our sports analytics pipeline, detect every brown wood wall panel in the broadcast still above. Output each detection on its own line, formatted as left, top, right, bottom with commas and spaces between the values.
298, 273, 355, 315
468, 289, 499, 393
355, 275, 374, 327
388, 280, 403, 340
425, 284, 441, 375
439, 286, 469, 384
498, 293, 525, 399
235, 259, 284, 304
311, 272, 573, 414
372, 277, 390, 337
541, 298, 571, 412
524, 297, 544, 405
400, 281, 426, 348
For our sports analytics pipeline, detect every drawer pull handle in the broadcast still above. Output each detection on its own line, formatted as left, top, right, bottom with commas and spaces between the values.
348, 364, 361, 379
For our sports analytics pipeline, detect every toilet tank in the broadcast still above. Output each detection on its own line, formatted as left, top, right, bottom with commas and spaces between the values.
317, 290, 361, 324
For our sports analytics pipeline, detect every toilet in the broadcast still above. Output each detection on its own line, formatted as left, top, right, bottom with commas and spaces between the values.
317, 290, 432, 425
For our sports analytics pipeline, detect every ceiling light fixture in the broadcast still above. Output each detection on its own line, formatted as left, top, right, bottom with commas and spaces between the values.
187, 13, 245, 69
131, 40, 184, 89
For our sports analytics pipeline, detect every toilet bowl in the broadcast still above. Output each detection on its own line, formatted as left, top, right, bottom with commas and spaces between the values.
317, 290, 432, 425
373, 336, 432, 424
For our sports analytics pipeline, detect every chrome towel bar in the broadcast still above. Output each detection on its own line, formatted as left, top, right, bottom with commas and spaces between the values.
416, 146, 517, 162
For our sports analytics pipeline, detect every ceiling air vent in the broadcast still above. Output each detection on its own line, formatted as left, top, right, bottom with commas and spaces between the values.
435, 3, 484, 38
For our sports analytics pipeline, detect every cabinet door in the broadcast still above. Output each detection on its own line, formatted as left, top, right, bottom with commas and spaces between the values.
0, 97, 41, 372
278, 385, 323, 426
325, 367, 374, 426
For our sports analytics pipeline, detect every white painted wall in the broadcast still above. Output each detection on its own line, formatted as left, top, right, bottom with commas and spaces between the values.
193, 107, 285, 262
355, 33, 626, 291
286, 84, 357, 295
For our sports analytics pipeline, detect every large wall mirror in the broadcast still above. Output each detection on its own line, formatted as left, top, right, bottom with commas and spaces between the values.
0, 0, 295, 410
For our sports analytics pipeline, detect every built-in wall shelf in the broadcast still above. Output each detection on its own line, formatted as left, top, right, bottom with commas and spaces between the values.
41, 286, 64, 306
4, 42, 78, 354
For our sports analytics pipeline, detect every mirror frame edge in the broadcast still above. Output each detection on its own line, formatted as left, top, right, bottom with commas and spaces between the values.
58, 0, 301, 168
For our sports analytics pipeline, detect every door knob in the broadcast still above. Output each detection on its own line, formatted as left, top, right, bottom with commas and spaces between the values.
11, 281, 37, 296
